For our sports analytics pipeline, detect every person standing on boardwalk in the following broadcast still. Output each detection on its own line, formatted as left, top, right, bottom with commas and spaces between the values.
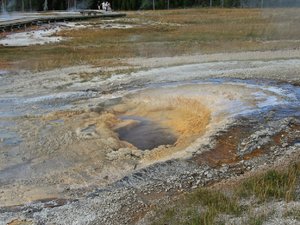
97, 1, 101, 10
101, 1, 106, 11
107, 2, 111, 11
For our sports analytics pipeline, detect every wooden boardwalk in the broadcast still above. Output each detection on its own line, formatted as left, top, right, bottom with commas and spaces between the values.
0, 11, 126, 32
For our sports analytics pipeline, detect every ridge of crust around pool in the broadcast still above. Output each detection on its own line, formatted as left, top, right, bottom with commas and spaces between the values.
107, 81, 289, 163
0, 80, 291, 207
40, 81, 287, 170
112, 96, 211, 157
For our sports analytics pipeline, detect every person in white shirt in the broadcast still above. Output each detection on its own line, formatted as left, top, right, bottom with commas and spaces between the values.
101, 1, 106, 11
107, 2, 111, 11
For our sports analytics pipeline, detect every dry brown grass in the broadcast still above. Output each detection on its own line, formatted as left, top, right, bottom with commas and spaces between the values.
152, 162, 300, 225
1, 8, 300, 71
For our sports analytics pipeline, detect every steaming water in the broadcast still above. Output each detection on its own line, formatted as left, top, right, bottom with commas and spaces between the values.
0, 78, 299, 149
146, 78, 294, 100
117, 115, 177, 150
142, 79, 299, 116
271, 84, 300, 119
112, 79, 300, 150
0, 73, 300, 209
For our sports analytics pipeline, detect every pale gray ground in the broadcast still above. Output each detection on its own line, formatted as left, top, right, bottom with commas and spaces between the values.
0, 50, 300, 224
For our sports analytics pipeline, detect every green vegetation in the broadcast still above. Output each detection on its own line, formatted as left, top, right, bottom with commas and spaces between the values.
237, 164, 299, 202
188, 189, 242, 215
113, 0, 242, 10
152, 190, 240, 224
152, 162, 300, 225
152, 188, 242, 225
0, 0, 248, 12
246, 214, 268, 225
2, 0, 299, 11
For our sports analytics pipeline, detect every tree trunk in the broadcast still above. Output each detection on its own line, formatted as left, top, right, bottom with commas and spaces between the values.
1, 0, 6, 12
153, 0, 155, 10
44, 0, 48, 11
21, 0, 24, 11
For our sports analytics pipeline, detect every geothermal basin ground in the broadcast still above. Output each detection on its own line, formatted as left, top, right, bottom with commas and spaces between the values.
0, 8, 300, 225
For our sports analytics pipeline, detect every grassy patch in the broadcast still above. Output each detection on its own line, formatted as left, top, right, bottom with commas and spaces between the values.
152, 162, 300, 225
246, 214, 268, 225
188, 188, 241, 215
1, 8, 300, 71
237, 163, 300, 202
152, 189, 241, 225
